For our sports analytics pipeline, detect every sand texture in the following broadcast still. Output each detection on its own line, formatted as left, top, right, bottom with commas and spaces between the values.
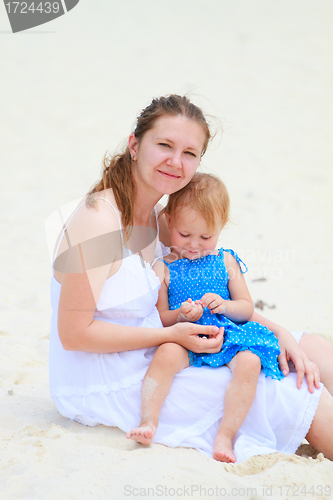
1, 1, 332, 498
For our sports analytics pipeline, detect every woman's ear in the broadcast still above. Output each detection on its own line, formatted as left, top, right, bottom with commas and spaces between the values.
128, 133, 139, 160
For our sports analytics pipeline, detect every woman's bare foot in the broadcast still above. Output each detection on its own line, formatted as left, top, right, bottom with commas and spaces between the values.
126, 423, 156, 445
213, 434, 236, 463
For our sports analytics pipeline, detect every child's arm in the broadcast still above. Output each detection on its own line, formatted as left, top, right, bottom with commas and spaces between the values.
153, 260, 203, 326
200, 252, 254, 322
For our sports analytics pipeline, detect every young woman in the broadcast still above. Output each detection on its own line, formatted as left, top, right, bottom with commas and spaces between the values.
50, 94, 333, 462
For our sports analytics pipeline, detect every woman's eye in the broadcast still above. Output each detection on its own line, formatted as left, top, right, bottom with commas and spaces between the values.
185, 151, 196, 157
159, 143, 170, 148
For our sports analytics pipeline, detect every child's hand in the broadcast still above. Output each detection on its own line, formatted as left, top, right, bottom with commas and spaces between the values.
180, 298, 204, 322
200, 293, 226, 314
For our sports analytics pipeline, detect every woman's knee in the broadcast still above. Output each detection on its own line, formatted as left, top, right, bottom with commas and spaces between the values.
306, 387, 333, 460
300, 332, 332, 353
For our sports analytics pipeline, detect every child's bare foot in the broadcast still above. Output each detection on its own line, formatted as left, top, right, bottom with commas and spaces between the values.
126, 423, 156, 445
213, 434, 236, 463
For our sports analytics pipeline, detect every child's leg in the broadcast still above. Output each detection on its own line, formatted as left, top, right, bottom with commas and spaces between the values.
213, 350, 261, 463
126, 342, 189, 445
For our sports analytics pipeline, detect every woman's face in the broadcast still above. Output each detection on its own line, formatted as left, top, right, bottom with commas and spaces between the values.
129, 114, 206, 198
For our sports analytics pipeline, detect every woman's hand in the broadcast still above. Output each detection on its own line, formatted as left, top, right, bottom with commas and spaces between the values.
170, 323, 224, 353
250, 312, 321, 393
276, 327, 321, 393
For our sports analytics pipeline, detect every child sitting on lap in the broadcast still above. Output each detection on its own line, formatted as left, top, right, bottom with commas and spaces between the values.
127, 172, 284, 463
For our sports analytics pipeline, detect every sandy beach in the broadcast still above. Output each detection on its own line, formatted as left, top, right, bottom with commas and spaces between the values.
1, 1, 332, 498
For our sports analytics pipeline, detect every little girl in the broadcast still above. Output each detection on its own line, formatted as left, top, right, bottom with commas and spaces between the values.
127, 173, 284, 463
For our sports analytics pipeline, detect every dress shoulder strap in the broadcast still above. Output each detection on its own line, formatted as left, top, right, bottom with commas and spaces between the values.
218, 248, 248, 274
95, 196, 122, 228
53, 201, 86, 261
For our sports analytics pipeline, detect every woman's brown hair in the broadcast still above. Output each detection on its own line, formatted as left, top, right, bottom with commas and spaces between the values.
87, 95, 211, 229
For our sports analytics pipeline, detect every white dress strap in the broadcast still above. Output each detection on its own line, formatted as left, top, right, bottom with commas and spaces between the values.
53, 201, 86, 261
95, 196, 122, 230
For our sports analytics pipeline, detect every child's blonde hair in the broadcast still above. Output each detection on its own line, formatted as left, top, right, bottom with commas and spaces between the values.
163, 172, 230, 231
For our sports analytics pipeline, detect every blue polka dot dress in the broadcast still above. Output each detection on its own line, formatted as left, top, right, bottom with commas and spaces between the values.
165, 249, 284, 380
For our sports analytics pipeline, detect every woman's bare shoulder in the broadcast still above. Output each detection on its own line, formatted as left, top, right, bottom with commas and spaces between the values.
64, 192, 120, 244
53, 190, 122, 266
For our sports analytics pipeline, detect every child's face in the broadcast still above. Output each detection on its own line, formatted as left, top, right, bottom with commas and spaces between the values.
166, 207, 222, 260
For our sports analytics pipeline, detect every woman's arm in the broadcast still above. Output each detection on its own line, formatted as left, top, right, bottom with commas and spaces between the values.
59, 266, 220, 353
250, 311, 320, 392
57, 200, 224, 354
200, 252, 254, 322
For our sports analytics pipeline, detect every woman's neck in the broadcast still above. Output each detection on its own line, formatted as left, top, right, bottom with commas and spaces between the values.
133, 193, 161, 226
133, 209, 155, 226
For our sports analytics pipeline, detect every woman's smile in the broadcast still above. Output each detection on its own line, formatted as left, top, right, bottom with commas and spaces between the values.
129, 114, 206, 198
157, 169, 182, 179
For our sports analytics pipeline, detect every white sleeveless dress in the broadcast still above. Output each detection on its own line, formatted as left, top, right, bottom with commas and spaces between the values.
49, 198, 323, 463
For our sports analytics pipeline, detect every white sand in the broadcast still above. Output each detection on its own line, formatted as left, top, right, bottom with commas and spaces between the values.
1, 1, 332, 498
